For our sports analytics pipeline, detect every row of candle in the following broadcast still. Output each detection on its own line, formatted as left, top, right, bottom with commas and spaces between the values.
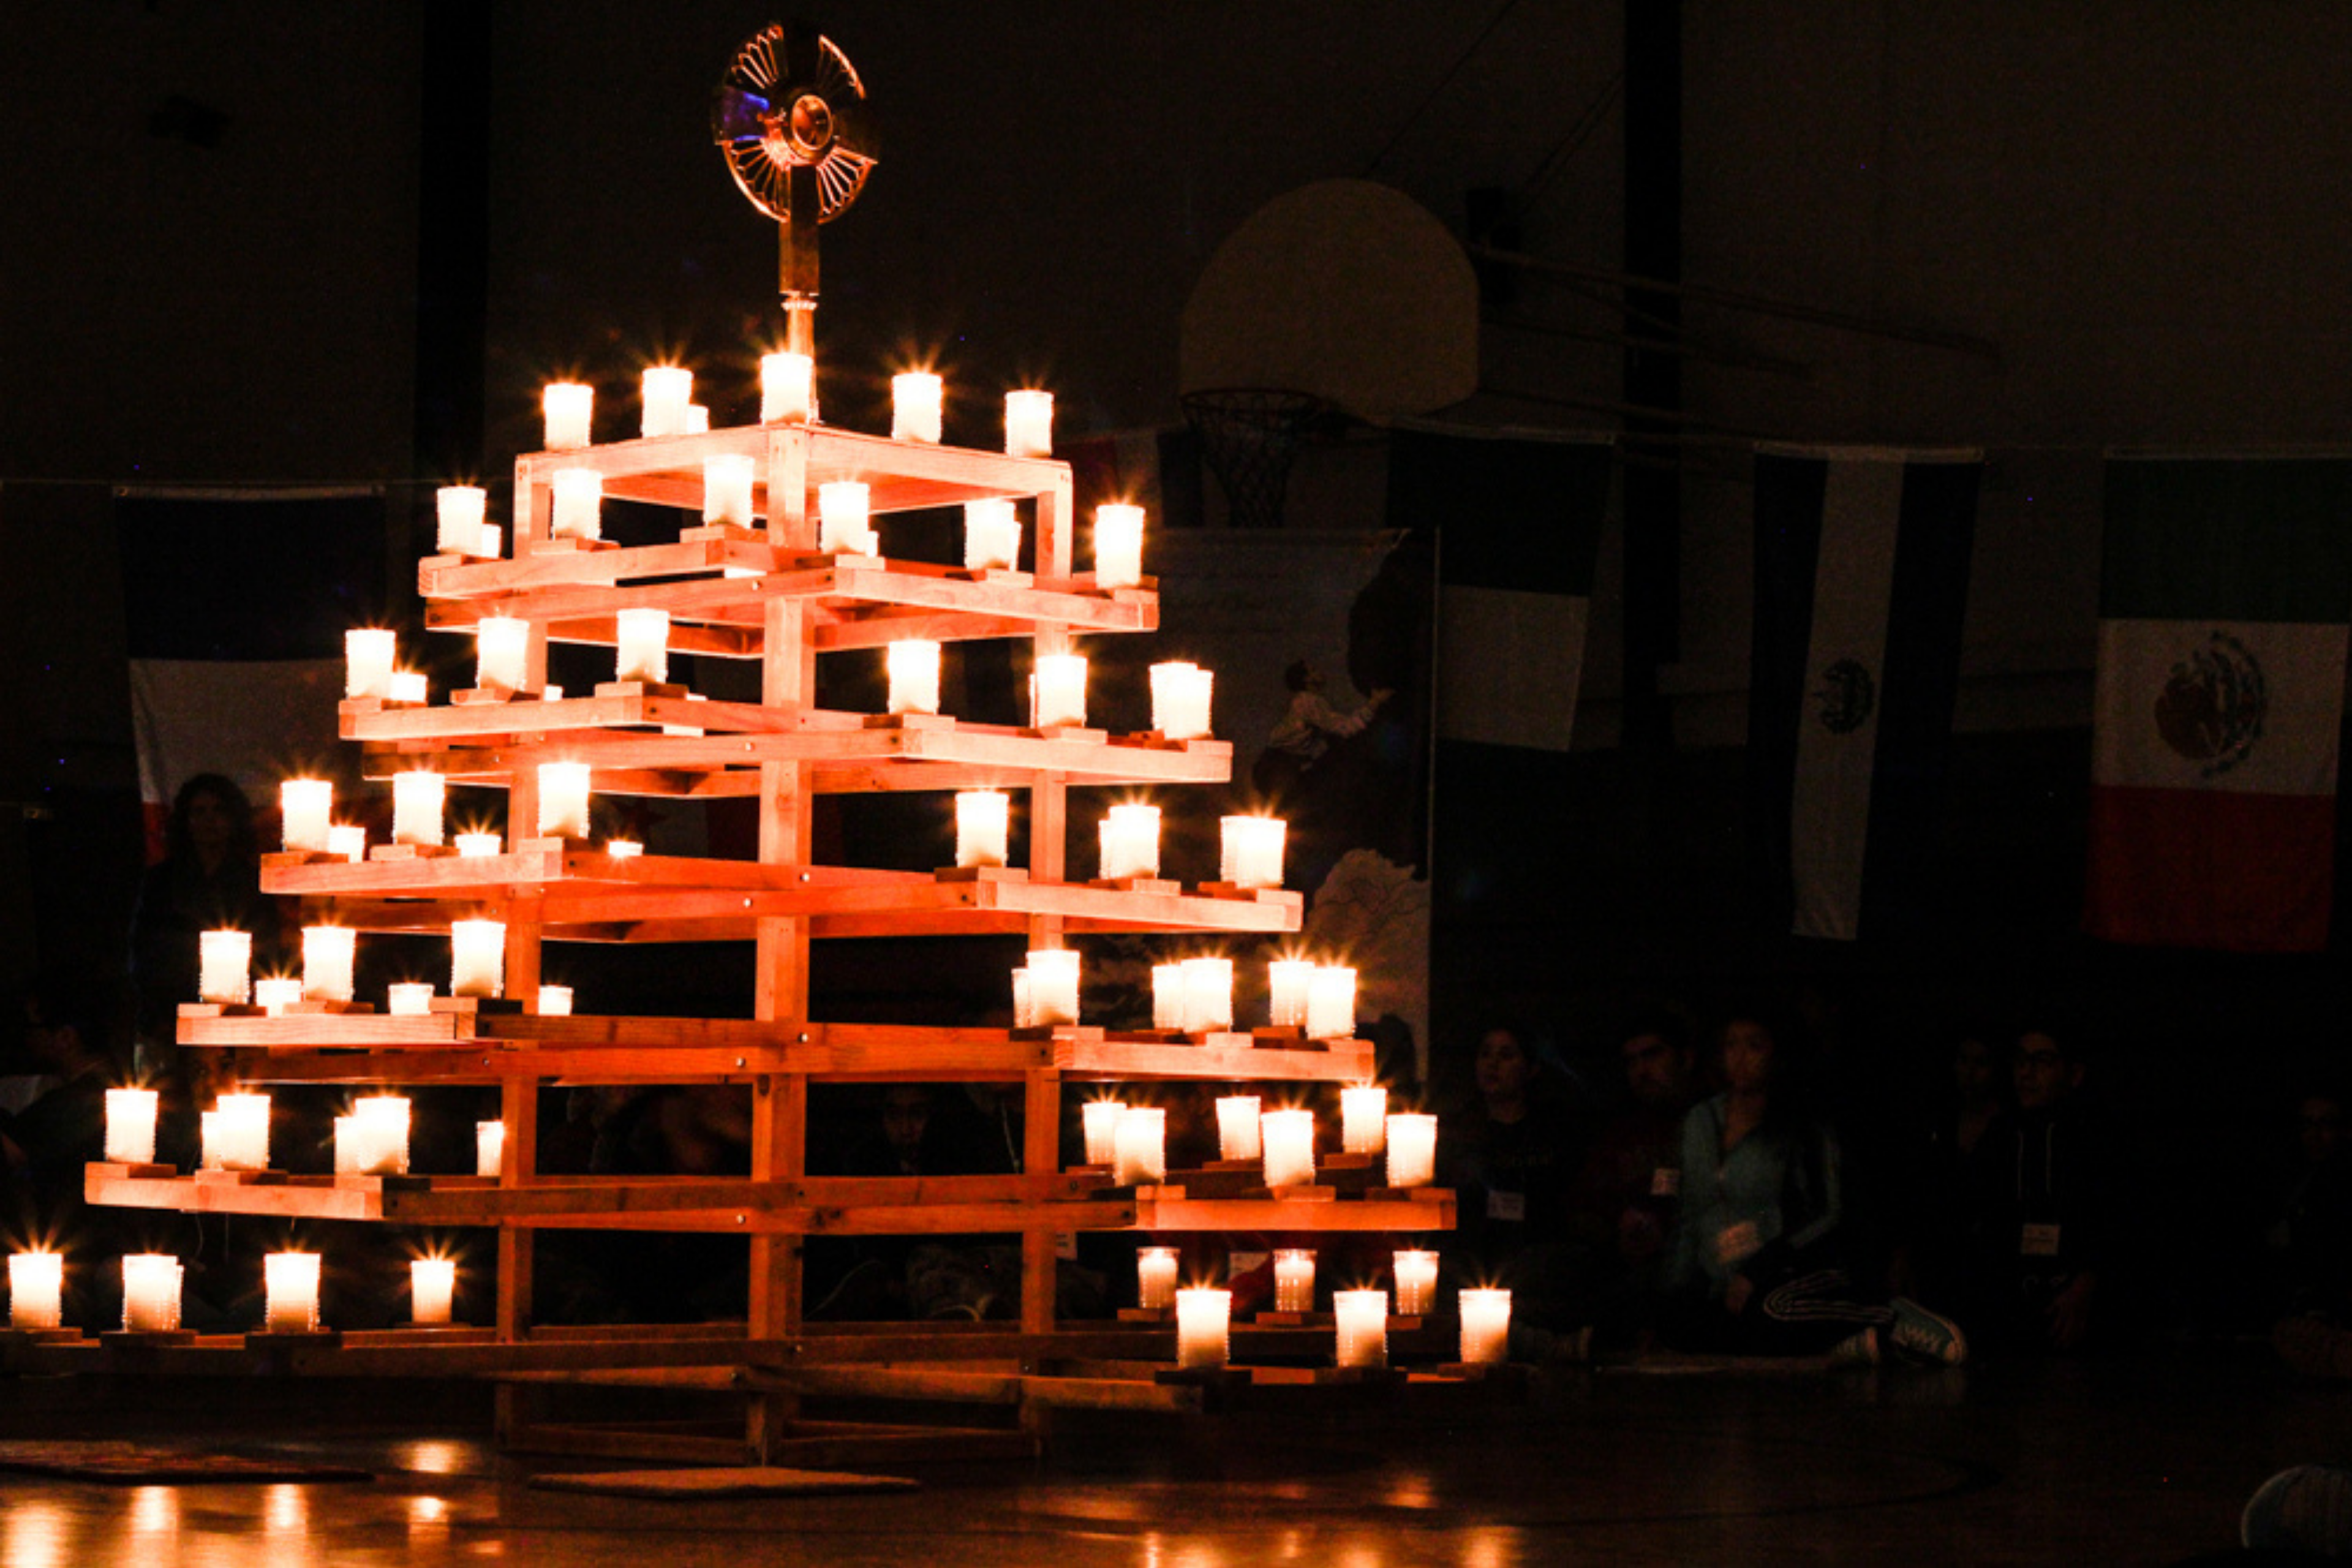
4, 1251, 461, 1333
1139, 1246, 1449, 1317
1155, 1279, 1512, 1371
1013, 950, 1349, 1036
197, 920, 515, 1006
1079, 1096, 1436, 1189
538, 363, 1055, 457
104, 1087, 508, 1180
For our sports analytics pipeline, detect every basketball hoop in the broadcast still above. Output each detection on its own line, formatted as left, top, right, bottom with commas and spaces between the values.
1182, 388, 1327, 529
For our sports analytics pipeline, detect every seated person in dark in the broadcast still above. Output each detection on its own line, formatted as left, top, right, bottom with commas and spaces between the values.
1562, 1011, 1698, 1340
809, 1084, 1022, 1321
1892, 1025, 2008, 1308
2261, 1084, 2352, 1324
1438, 1023, 1587, 1329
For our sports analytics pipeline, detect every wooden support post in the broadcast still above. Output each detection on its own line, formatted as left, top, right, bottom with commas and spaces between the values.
1020, 1069, 1063, 1358
763, 424, 812, 554
492, 1070, 540, 1446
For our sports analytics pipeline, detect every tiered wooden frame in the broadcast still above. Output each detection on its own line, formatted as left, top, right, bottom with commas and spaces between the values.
73, 420, 1456, 1461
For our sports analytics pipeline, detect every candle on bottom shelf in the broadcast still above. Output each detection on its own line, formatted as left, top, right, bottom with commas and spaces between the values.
542, 382, 592, 450
886, 639, 942, 717
954, 790, 1009, 869
1215, 1095, 1262, 1163
1221, 816, 1287, 889
614, 608, 670, 685
1392, 1250, 1439, 1318
1260, 1108, 1316, 1189
1341, 1085, 1389, 1156
1093, 503, 1144, 589
450, 919, 505, 1000
281, 778, 333, 853
1112, 1106, 1166, 1186
121, 1254, 183, 1333
1080, 1101, 1124, 1167
1460, 1287, 1512, 1366
344, 628, 396, 700
105, 1088, 159, 1165
199, 930, 252, 1005
962, 498, 1021, 570
1267, 960, 1314, 1030
436, 485, 488, 555
703, 454, 756, 527
477, 1120, 506, 1178
1175, 1287, 1231, 1370
1150, 662, 1213, 740
1334, 1289, 1389, 1369
1305, 965, 1357, 1041
1026, 949, 1080, 1027
1004, 389, 1054, 458
604, 839, 643, 860
891, 371, 943, 443
391, 771, 445, 847
263, 1252, 320, 1333
538, 761, 592, 839
411, 1259, 456, 1327
760, 350, 813, 423
1273, 1250, 1316, 1314
1136, 1246, 1178, 1312
1385, 1112, 1438, 1188
9, 1251, 63, 1330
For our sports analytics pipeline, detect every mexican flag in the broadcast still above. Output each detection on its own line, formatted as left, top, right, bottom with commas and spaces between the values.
2087, 458, 2352, 952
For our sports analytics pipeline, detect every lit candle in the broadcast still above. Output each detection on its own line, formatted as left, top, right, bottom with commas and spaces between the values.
1274, 1250, 1316, 1314
760, 350, 813, 423
818, 480, 874, 555
387, 982, 434, 1017
1180, 956, 1233, 1033
1150, 662, 1214, 740
1026, 948, 1080, 1027
263, 1252, 320, 1333
543, 382, 593, 450
704, 454, 756, 527
217, 1091, 271, 1172
963, 499, 1021, 571
1093, 503, 1144, 589
1305, 965, 1357, 1041
105, 1088, 158, 1164
538, 761, 592, 839
640, 366, 694, 438
121, 1254, 183, 1333
475, 616, 530, 695
328, 824, 367, 863
476, 1120, 505, 1178
301, 925, 356, 1003
411, 1259, 456, 1326
1267, 959, 1314, 1029
1392, 1249, 1438, 1317
1098, 803, 1161, 881
1009, 967, 1033, 1028
537, 984, 573, 1016
1222, 816, 1287, 890
332, 1114, 360, 1175
1175, 1287, 1231, 1370
255, 978, 303, 1016
436, 485, 487, 555
390, 669, 428, 704
1112, 1105, 1166, 1186
1004, 390, 1054, 458
954, 790, 1009, 869
450, 918, 506, 1000
1460, 1287, 1512, 1366
1261, 1107, 1316, 1189
1031, 653, 1088, 728
550, 467, 603, 540
891, 371, 943, 443
1150, 963, 1186, 1030
280, 778, 333, 853
1385, 1113, 1438, 1189
605, 839, 643, 859
9, 1251, 62, 1330
456, 831, 502, 858
198, 1109, 222, 1170
886, 639, 942, 716
345, 628, 396, 700
352, 1095, 410, 1176
684, 402, 710, 434
1341, 1085, 1389, 1156
473, 523, 503, 560
1215, 1095, 1262, 1162
1080, 1100, 1125, 1167
1136, 1246, 1178, 1312
1334, 1289, 1389, 1369
392, 771, 446, 848
199, 929, 252, 1005
615, 607, 670, 684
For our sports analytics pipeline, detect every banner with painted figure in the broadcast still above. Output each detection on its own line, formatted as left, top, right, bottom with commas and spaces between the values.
2086, 457, 2352, 952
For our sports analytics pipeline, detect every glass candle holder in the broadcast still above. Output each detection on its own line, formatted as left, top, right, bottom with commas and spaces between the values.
1215, 1095, 1262, 1162
639, 366, 693, 438
1273, 1250, 1316, 1314
9, 1251, 64, 1330
1334, 1289, 1389, 1368
1175, 1287, 1231, 1369
1080, 1100, 1125, 1167
891, 371, 943, 443
280, 778, 333, 853
550, 468, 603, 540
392, 771, 445, 848
1341, 1085, 1389, 1156
1260, 1108, 1316, 1189
1392, 1249, 1439, 1317
345, 628, 396, 700
962, 498, 1022, 571
761, 351, 813, 423
703, 454, 756, 527
1093, 503, 1144, 589
301, 926, 356, 1003
1112, 1105, 1166, 1186
1460, 1287, 1512, 1366
615, 608, 670, 685
436, 485, 487, 555
199, 929, 252, 1005
542, 382, 592, 450
1136, 1246, 1178, 1312
1004, 390, 1054, 458
263, 1252, 320, 1333
412, 1258, 457, 1326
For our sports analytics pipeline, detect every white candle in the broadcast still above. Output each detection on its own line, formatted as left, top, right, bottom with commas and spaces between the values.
1392, 1249, 1439, 1317
886, 639, 942, 716
281, 778, 333, 853
891, 371, 943, 443
1150, 662, 1214, 740
387, 982, 434, 1017
1306, 965, 1357, 1041
392, 771, 446, 848
537, 984, 573, 1016
1098, 804, 1161, 881
473, 523, 503, 560
1334, 1289, 1389, 1369
1004, 390, 1054, 458
1027, 949, 1080, 1027
1136, 1246, 1178, 1312
543, 382, 593, 450
1274, 1250, 1316, 1314
263, 1252, 320, 1333
1180, 956, 1233, 1033
450, 918, 506, 1000
1261, 1107, 1316, 1189
9, 1251, 62, 1330
538, 761, 592, 839
954, 791, 1009, 869
704, 454, 756, 526
477, 1120, 506, 1178
1112, 1105, 1166, 1186
302, 925, 356, 1004
1175, 1287, 1231, 1370
456, 831, 502, 858
1385, 1113, 1438, 1189
761, 351, 813, 423
390, 669, 429, 704
255, 978, 303, 1016
1150, 963, 1186, 1030
615, 607, 670, 684
333, 1114, 360, 1175
217, 1091, 271, 1172
1341, 1085, 1389, 1156
550, 467, 603, 541
198, 1109, 222, 1170
1460, 1287, 1512, 1366
352, 1095, 410, 1176
105, 1088, 158, 1165
328, 824, 367, 863
345, 628, 396, 700
436, 485, 487, 554
963, 499, 1022, 571
412, 1259, 456, 1326
1080, 1100, 1125, 1167
1093, 503, 1144, 589
1216, 1095, 1262, 1162
1222, 816, 1287, 890
818, 480, 873, 555
1032, 653, 1088, 728
640, 366, 694, 438
1009, 968, 1033, 1029
1267, 959, 1315, 1029
605, 839, 643, 860
475, 616, 530, 695
199, 930, 252, 1005
684, 402, 710, 434
121, 1254, 183, 1333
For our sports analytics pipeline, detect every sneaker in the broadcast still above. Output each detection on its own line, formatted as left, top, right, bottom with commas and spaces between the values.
1827, 1326, 1880, 1368
1887, 1297, 1968, 1366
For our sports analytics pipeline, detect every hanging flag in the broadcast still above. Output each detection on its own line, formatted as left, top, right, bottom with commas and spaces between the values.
2086, 457, 2352, 952
1749, 447, 1981, 941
